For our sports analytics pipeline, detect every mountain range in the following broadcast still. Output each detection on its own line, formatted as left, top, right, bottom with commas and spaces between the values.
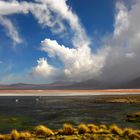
0, 77, 140, 90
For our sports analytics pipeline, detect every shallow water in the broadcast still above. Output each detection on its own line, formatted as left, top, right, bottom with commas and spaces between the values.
0, 95, 139, 133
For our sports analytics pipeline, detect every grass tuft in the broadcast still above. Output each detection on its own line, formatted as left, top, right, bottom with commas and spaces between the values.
78, 124, 89, 134
35, 125, 54, 137
87, 124, 98, 134
0, 135, 4, 140
19, 131, 31, 139
129, 132, 140, 139
10, 130, 20, 140
87, 124, 98, 130
0, 122, 139, 139
99, 124, 107, 130
62, 123, 74, 135
123, 128, 133, 137
109, 124, 123, 135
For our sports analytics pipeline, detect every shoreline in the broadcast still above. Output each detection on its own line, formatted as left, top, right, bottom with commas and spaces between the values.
0, 89, 140, 93
0, 93, 140, 96
0, 89, 140, 96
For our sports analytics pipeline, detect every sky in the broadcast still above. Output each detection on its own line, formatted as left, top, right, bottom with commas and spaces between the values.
0, 0, 140, 84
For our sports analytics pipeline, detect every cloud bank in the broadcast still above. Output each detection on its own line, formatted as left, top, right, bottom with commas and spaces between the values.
0, 0, 140, 83
99, 1, 140, 83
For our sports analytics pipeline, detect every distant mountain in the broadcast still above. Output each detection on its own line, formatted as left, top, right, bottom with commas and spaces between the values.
0, 77, 140, 90
63, 77, 140, 89
64, 79, 107, 89
112, 77, 140, 89
0, 79, 107, 90
0, 82, 74, 90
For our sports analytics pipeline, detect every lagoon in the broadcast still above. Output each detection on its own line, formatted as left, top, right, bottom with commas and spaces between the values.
0, 94, 139, 133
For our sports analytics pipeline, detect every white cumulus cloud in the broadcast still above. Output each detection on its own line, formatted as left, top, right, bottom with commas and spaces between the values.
38, 38, 107, 81
32, 58, 57, 78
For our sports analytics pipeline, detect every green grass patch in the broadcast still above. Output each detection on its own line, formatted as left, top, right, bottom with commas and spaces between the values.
126, 112, 140, 123
0, 115, 35, 132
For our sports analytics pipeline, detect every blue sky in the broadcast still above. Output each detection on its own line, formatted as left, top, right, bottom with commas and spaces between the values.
69, 0, 114, 34
0, 0, 140, 84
